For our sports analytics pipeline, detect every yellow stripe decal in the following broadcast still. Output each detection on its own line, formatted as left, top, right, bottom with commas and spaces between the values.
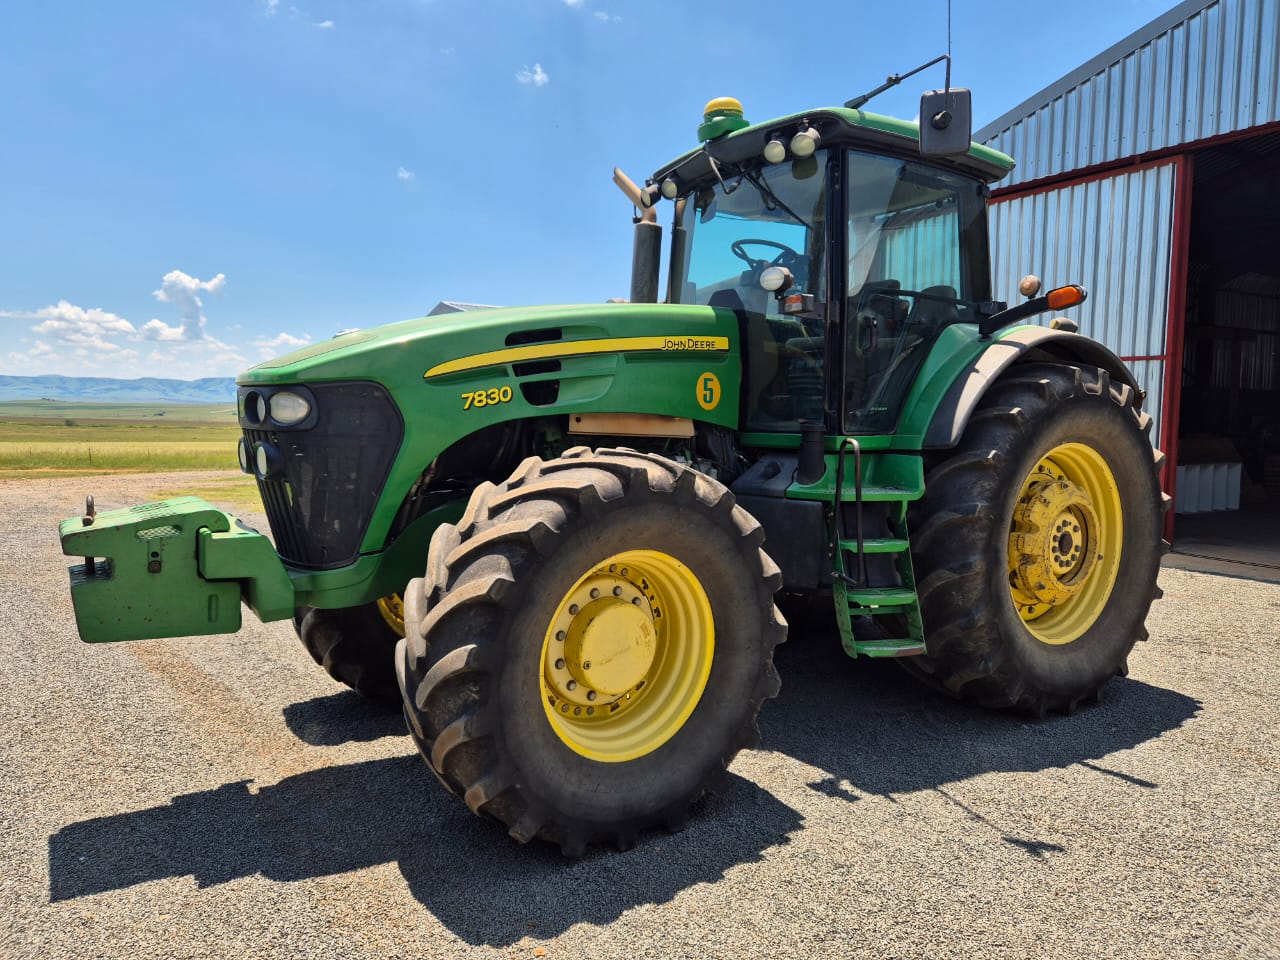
423, 335, 730, 380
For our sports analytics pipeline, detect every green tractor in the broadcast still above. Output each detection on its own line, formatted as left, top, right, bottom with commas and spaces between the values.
59, 85, 1166, 856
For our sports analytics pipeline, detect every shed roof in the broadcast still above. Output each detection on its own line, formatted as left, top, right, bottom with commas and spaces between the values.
976, 0, 1280, 187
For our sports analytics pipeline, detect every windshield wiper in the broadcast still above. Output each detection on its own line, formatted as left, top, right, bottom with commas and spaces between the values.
706, 154, 812, 231
740, 166, 812, 231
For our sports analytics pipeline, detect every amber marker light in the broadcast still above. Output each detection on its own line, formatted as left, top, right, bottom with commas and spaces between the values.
1046, 285, 1087, 310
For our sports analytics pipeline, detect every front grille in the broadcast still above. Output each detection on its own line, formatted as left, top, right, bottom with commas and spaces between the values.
241, 381, 404, 569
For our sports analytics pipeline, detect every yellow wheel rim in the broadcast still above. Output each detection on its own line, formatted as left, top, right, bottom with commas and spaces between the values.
539, 549, 714, 763
1007, 442, 1123, 645
376, 593, 406, 637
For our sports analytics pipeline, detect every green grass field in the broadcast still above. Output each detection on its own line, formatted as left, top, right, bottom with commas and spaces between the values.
0, 399, 238, 423
0, 401, 242, 477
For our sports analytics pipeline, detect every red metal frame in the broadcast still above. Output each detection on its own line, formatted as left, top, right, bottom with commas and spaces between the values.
1161, 152, 1195, 542
988, 153, 1197, 542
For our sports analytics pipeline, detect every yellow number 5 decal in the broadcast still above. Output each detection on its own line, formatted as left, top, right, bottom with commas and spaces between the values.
696, 372, 721, 411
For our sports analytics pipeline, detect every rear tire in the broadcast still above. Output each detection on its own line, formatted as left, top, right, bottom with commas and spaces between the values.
904, 362, 1166, 714
296, 600, 403, 702
396, 447, 785, 855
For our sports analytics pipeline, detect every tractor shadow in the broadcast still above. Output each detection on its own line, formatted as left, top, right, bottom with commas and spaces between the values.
764, 609, 1201, 801
48, 763, 801, 946
281, 690, 404, 746
48, 614, 1198, 948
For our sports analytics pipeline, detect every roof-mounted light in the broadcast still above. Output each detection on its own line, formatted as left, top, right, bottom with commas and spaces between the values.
660, 177, 680, 200
763, 138, 786, 164
790, 124, 820, 158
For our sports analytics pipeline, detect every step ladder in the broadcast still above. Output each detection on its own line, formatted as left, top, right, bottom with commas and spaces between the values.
790, 440, 926, 659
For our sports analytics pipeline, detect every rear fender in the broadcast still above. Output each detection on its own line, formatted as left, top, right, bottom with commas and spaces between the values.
922, 328, 1141, 449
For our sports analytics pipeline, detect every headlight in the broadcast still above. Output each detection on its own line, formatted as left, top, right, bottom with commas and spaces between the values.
269, 390, 311, 426
243, 391, 265, 425
254, 442, 284, 479
237, 437, 252, 474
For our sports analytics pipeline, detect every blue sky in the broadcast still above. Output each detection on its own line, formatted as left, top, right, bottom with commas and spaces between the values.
0, 0, 1176, 379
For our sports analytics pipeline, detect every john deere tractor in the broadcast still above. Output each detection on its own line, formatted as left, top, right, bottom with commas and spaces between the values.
60, 84, 1166, 855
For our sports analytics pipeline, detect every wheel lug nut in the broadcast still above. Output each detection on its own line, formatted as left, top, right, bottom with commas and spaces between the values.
620, 568, 629, 577
590, 588, 599, 599
569, 604, 579, 615
587, 691, 596, 701
567, 680, 577, 691
556, 630, 565, 641
613, 586, 622, 596
587, 706, 595, 715
555, 658, 565, 670
632, 597, 642, 606
583, 661, 591, 669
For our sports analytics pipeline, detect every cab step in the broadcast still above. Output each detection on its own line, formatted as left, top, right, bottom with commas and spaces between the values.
843, 586, 917, 609
838, 537, 909, 555
849, 637, 927, 658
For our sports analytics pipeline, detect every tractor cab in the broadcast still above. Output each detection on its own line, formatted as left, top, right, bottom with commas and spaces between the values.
647, 99, 1009, 437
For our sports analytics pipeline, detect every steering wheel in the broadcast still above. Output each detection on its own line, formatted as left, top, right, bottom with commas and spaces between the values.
730, 238, 802, 272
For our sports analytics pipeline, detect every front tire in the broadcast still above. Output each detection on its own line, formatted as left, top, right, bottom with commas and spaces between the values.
396, 448, 785, 854
296, 598, 404, 702
905, 363, 1166, 713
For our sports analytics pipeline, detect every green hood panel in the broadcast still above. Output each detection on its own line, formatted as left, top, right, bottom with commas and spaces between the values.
238, 303, 735, 385
239, 302, 743, 561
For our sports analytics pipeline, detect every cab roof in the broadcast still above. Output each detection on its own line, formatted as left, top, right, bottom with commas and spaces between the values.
652, 105, 1015, 187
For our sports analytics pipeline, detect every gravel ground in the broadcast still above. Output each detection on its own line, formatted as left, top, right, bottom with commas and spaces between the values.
1, 471, 1277, 960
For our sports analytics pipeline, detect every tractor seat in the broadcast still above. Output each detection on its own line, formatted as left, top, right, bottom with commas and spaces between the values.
906, 285, 960, 333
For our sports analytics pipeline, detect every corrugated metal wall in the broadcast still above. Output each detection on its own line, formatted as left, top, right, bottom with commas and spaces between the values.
880, 210, 960, 292
988, 163, 1178, 443
982, 0, 1280, 187
1204, 289, 1280, 390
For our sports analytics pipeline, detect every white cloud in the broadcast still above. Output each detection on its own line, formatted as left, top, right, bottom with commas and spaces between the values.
516, 63, 549, 87
397, 166, 415, 181
0, 301, 137, 349
264, 0, 280, 14
315, 19, 334, 28
253, 332, 313, 359
593, 10, 621, 20
563, 0, 585, 6
151, 269, 226, 341
0, 268, 245, 377
138, 318, 187, 342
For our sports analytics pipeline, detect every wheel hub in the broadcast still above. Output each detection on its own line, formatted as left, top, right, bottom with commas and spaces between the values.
376, 593, 406, 636
546, 572, 656, 709
1009, 470, 1100, 612
539, 550, 715, 762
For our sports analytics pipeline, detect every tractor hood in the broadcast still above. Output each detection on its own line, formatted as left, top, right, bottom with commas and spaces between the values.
237, 302, 733, 389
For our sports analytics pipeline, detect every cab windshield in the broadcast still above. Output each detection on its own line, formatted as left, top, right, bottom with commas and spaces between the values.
674, 151, 830, 429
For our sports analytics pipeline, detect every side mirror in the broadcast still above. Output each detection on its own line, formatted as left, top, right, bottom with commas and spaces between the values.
919, 87, 972, 157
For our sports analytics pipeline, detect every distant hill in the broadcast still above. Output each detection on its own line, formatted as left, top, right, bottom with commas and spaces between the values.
0, 375, 236, 404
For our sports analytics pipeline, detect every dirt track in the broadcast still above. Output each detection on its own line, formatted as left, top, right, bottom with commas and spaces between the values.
2, 472, 1277, 959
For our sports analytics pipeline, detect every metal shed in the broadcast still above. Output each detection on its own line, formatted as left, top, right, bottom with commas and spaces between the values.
976, 0, 1280, 540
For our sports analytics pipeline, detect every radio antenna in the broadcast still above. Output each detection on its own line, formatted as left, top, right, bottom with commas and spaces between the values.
945, 0, 952, 90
